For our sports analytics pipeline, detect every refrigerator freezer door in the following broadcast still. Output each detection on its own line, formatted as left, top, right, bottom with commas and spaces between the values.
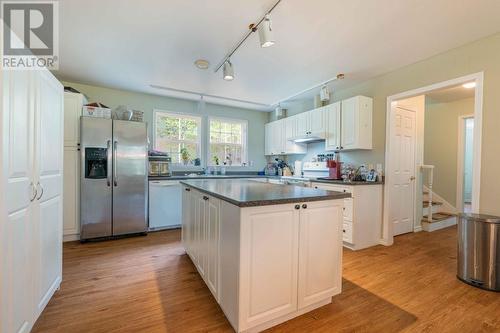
80, 117, 113, 239
112, 120, 148, 235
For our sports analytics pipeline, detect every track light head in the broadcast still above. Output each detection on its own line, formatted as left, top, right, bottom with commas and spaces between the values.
223, 61, 234, 81
258, 14, 275, 48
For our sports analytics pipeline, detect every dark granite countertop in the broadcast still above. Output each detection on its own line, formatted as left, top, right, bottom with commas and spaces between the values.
310, 178, 384, 186
149, 175, 268, 181
180, 179, 351, 207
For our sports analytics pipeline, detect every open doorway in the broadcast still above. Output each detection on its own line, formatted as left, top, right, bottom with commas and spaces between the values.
383, 73, 483, 244
458, 116, 474, 213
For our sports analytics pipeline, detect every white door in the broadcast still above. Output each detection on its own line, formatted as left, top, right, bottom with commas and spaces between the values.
63, 147, 79, 237
264, 123, 272, 155
1, 70, 35, 333
33, 70, 64, 316
325, 102, 341, 151
298, 201, 342, 309
63, 92, 82, 147
296, 112, 310, 136
390, 106, 416, 236
240, 205, 299, 330
309, 108, 326, 135
341, 97, 357, 150
205, 196, 220, 299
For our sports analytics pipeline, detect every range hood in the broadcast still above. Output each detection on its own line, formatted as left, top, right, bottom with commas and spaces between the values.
289, 133, 325, 144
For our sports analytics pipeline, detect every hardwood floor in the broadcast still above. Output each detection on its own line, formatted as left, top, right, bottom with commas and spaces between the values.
32, 227, 500, 333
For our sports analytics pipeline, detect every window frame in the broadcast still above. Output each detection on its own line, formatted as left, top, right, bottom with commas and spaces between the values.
153, 109, 202, 166
207, 116, 248, 167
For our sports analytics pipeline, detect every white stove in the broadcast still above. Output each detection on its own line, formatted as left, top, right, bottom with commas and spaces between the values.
301, 162, 329, 178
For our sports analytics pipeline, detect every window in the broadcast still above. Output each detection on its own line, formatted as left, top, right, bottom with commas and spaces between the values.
154, 111, 201, 165
209, 117, 247, 166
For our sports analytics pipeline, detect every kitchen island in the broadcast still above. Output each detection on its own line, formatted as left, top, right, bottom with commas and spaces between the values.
180, 179, 350, 333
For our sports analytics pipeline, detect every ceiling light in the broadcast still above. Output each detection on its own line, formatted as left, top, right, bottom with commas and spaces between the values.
462, 82, 476, 89
258, 14, 275, 48
194, 59, 209, 70
223, 61, 234, 81
320, 86, 330, 102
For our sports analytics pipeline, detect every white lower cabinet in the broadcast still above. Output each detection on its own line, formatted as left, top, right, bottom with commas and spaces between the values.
311, 182, 383, 250
182, 187, 343, 333
182, 187, 220, 300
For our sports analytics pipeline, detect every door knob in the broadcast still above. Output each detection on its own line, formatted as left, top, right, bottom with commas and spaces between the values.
410, 176, 416, 181
302, 204, 308, 209
294, 204, 300, 210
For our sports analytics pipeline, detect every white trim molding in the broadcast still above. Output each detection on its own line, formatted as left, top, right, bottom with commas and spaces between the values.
382, 72, 484, 246
456, 114, 475, 213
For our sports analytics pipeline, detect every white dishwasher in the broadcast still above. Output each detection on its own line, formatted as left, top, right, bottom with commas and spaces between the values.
148, 180, 182, 230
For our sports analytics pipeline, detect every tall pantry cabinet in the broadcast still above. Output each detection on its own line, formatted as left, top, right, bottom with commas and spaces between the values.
63, 92, 86, 241
0, 68, 64, 333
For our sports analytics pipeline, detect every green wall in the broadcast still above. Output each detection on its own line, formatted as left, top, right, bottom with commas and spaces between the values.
424, 97, 474, 207
60, 81, 268, 171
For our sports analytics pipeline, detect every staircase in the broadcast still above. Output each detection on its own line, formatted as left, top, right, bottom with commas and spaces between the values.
420, 165, 457, 232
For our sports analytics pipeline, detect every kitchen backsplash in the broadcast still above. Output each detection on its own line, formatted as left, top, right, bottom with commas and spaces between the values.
267, 142, 383, 176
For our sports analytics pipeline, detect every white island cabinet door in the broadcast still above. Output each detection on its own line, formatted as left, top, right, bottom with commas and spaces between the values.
298, 200, 343, 309
239, 204, 300, 330
181, 186, 191, 252
205, 195, 220, 299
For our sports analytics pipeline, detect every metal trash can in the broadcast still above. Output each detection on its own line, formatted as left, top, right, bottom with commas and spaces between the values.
457, 213, 500, 291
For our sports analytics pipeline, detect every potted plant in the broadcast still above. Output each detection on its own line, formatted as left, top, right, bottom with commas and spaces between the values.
180, 148, 190, 166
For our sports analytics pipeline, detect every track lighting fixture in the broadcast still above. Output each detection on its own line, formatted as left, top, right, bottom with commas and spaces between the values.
223, 60, 234, 81
214, 0, 282, 81
258, 14, 275, 48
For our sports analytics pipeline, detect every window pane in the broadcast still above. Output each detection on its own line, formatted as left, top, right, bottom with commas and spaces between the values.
154, 112, 201, 165
180, 118, 198, 141
157, 115, 179, 140
208, 118, 246, 166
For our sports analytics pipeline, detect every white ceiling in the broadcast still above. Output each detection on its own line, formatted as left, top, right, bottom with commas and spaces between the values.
426, 83, 475, 103
57, 0, 500, 111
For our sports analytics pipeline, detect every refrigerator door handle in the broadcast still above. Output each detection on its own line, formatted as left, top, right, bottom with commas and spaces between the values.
107, 140, 112, 187
113, 140, 118, 186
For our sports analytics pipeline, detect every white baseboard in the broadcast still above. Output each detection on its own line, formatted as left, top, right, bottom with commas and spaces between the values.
63, 233, 80, 242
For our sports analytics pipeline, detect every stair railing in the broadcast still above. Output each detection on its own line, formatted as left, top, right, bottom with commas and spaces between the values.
420, 165, 435, 222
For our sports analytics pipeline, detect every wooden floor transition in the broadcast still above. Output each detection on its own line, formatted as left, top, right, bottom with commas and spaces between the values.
32, 227, 500, 333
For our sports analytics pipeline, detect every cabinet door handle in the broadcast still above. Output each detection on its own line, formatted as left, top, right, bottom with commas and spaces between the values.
185, 188, 191, 192
29, 182, 37, 202
336, 146, 339, 150
36, 182, 44, 200
302, 204, 307, 209
343, 207, 346, 211
203, 196, 209, 201
294, 204, 300, 210
343, 229, 346, 233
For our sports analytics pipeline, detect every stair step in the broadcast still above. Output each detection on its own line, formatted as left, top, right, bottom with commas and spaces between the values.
423, 191, 429, 194
422, 200, 443, 208
422, 212, 456, 223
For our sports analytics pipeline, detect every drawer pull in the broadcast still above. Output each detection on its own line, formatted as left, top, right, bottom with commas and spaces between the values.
343, 229, 346, 233
302, 204, 307, 209
294, 204, 300, 210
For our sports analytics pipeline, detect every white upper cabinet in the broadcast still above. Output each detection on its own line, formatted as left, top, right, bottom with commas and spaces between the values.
296, 112, 310, 137
264, 118, 305, 156
340, 96, 373, 150
63, 92, 86, 147
308, 107, 326, 135
325, 102, 341, 151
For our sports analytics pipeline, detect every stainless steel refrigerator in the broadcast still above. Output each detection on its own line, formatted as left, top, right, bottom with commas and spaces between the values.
80, 117, 148, 240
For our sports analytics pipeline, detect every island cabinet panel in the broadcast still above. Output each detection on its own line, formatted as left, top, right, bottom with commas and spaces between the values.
205, 196, 220, 298
181, 183, 345, 333
181, 186, 220, 300
298, 201, 343, 309
239, 205, 300, 329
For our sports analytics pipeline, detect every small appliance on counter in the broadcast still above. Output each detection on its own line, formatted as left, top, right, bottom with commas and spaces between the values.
327, 155, 342, 180
148, 156, 171, 177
